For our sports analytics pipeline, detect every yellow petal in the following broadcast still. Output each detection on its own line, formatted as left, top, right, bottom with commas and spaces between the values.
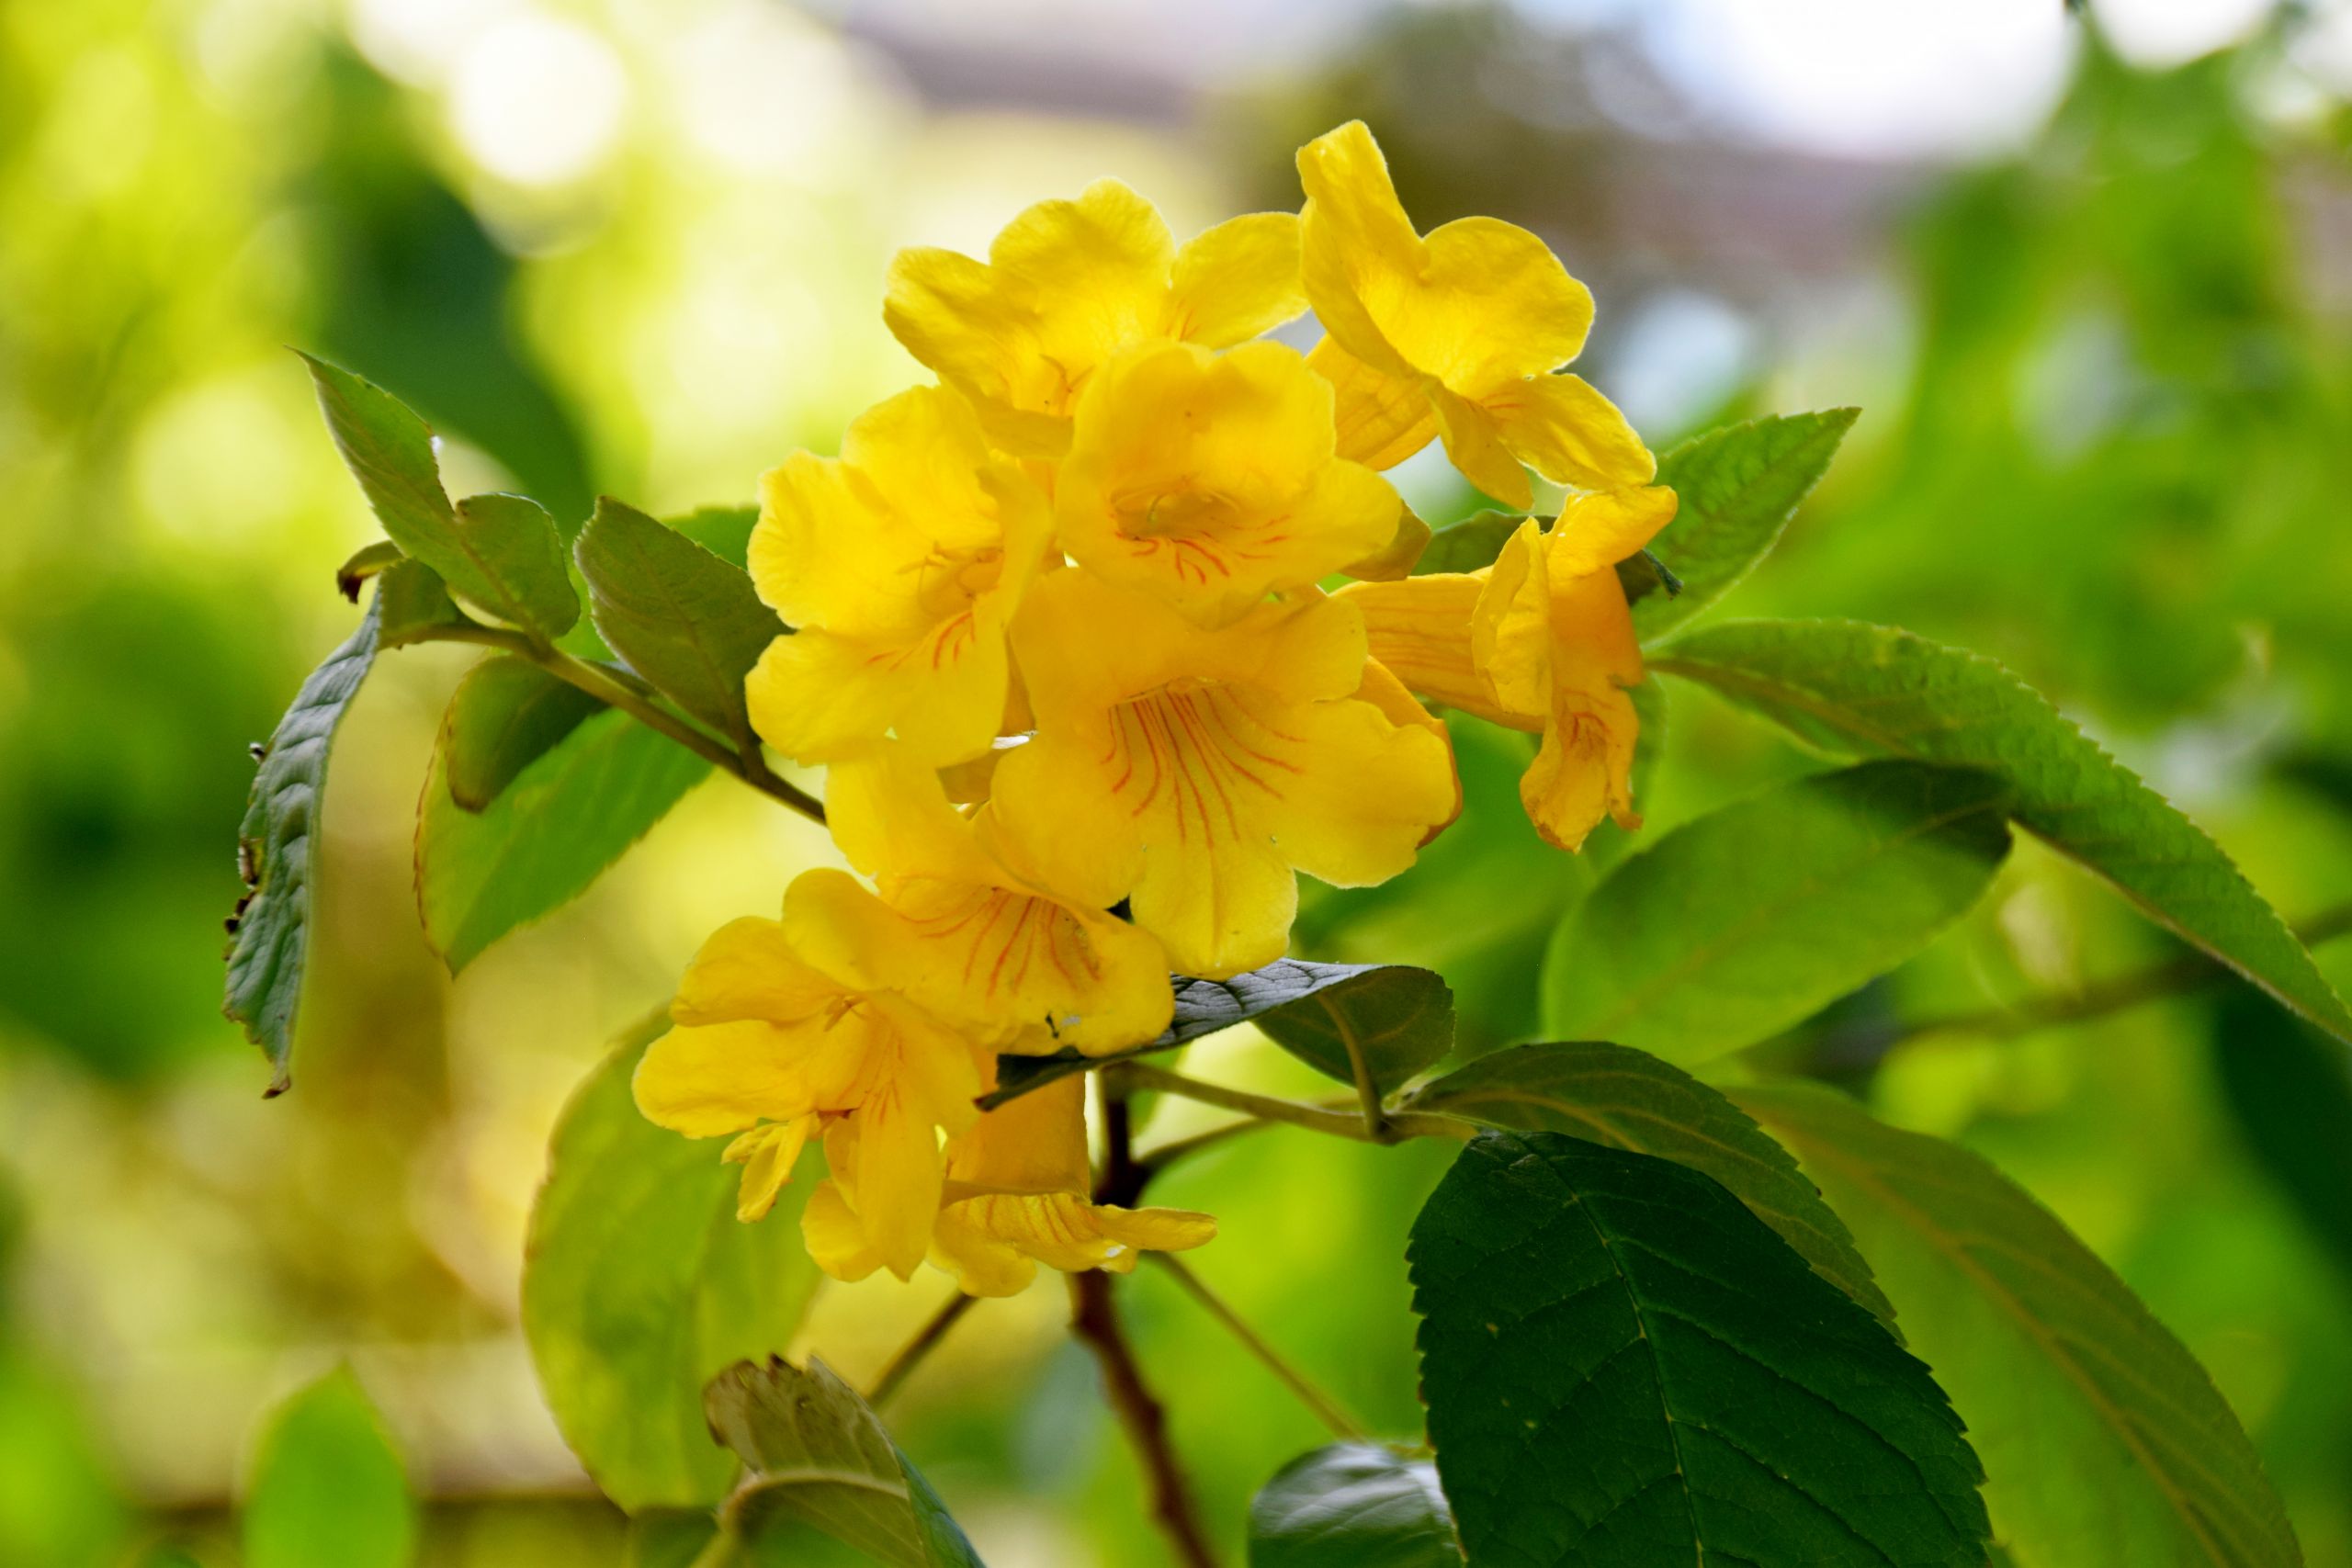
1354, 658, 1460, 842
1471, 518, 1555, 717
1336, 574, 1524, 728
1546, 483, 1679, 579
944, 1075, 1091, 1196
801, 1177, 887, 1283
1429, 382, 1532, 511
1307, 336, 1438, 472
723, 1117, 814, 1223
1093, 1203, 1218, 1258
1409, 215, 1594, 389
823, 748, 1000, 890
928, 1206, 1037, 1297
1259, 686, 1458, 891
1483, 374, 1657, 494
1057, 340, 1399, 625
1166, 210, 1306, 346
884, 180, 1178, 457
671, 916, 843, 1028
854, 1080, 948, 1280
1296, 120, 1423, 378
632, 1021, 817, 1138
938, 1192, 1216, 1279
745, 609, 1011, 768
1521, 565, 1646, 851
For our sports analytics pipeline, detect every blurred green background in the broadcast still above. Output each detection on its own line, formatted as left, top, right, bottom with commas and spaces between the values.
6, 0, 2352, 1562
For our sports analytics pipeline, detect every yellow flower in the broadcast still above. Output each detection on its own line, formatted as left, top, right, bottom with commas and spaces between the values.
820, 747, 1174, 1055
631, 872, 995, 1279
1296, 120, 1652, 511
1056, 339, 1401, 626
745, 386, 1051, 766
802, 1077, 1216, 1296
989, 570, 1458, 978
885, 180, 1306, 457
1339, 485, 1675, 851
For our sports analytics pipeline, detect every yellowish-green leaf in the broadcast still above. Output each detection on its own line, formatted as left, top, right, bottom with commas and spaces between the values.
1544, 760, 2011, 1062
525, 1026, 822, 1513
1652, 619, 2352, 1044
243, 1369, 413, 1568
1735, 1083, 2302, 1568
1249, 1443, 1461, 1568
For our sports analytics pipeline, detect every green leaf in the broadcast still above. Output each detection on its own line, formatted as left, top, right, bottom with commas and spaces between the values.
1651, 619, 2352, 1043
374, 558, 473, 649
1411, 510, 1521, 576
1611, 547, 1682, 609
418, 706, 708, 972
1635, 408, 1859, 638
300, 353, 578, 637
524, 1025, 823, 1513
1399, 1041, 1896, 1325
576, 497, 784, 751
1544, 760, 2011, 1062
1249, 1442, 1461, 1568
668, 504, 760, 570
222, 592, 380, 1093
978, 961, 1443, 1110
2211, 986, 2352, 1281
442, 657, 603, 812
1255, 965, 1454, 1096
1735, 1083, 2302, 1568
243, 1368, 414, 1568
1409, 1130, 1991, 1568
335, 538, 403, 602
706, 1357, 985, 1567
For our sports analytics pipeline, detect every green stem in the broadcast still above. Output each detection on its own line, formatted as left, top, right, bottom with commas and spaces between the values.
405, 625, 828, 826
1146, 1253, 1366, 1442
1321, 991, 1390, 1141
1107, 1062, 1474, 1146
868, 1291, 978, 1408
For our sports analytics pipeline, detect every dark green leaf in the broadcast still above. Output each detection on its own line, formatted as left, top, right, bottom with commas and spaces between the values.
1410, 1130, 1990, 1568
1544, 761, 2011, 1062
706, 1357, 985, 1567
1635, 408, 1858, 638
1400, 1041, 1895, 1324
978, 961, 1441, 1110
667, 504, 760, 570
1652, 619, 2352, 1043
300, 354, 578, 637
1410, 510, 1522, 576
374, 558, 473, 649
222, 593, 379, 1093
2211, 985, 2352, 1283
1254, 966, 1454, 1096
418, 706, 708, 972
1736, 1083, 2302, 1568
442, 657, 603, 812
525, 1026, 822, 1513
1249, 1443, 1461, 1568
576, 497, 785, 750
1611, 547, 1681, 608
243, 1368, 413, 1568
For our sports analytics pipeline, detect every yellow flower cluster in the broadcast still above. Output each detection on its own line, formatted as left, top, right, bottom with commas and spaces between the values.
633, 121, 1673, 1294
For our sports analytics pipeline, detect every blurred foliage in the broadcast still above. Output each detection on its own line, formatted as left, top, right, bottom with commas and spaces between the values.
5, 0, 2352, 1563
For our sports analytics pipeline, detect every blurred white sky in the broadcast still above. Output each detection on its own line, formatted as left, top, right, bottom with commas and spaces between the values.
817, 0, 2293, 160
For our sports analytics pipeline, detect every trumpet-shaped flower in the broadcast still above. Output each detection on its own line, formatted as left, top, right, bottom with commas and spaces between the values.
631, 873, 995, 1279
803, 1078, 1216, 1296
820, 748, 1174, 1055
1057, 340, 1401, 626
745, 387, 1050, 766
1339, 485, 1676, 850
1297, 120, 1652, 511
885, 180, 1306, 457
991, 570, 1458, 978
